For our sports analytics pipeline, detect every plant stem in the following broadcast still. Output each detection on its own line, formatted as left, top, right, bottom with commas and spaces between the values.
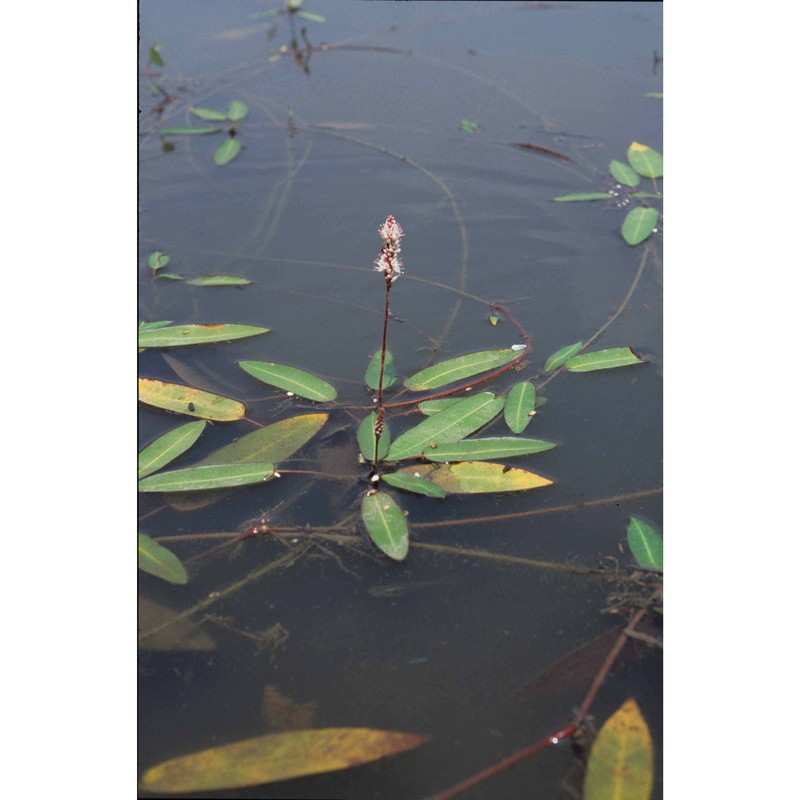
372, 278, 392, 470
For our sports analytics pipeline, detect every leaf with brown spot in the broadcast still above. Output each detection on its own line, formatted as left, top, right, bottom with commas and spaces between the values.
139, 727, 428, 793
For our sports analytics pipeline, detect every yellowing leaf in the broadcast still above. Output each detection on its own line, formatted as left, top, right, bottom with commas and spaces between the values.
396, 461, 553, 493
584, 698, 654, 800
138, 378, 245, 421
139, 727, 428, 793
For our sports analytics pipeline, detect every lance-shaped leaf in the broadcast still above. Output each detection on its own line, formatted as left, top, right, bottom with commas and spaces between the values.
139, 320, 174, 331
504, 381, 536, 433
564, 347, 645, 372
622, 206, 659, 246
148, 251, 170, 271
190, 106, 228, 121
186, 275, 251, 286
584, 699, 654, 800
422, 437, 556, 462
544, 341, 583, 371
553, 192, 612, 202
417, 398, 462, 416
381, 472, 445, 498
627, 141, 663, 178
138, 463, 275, 492
160, 126, 222, 136
387, 392, 505, 461
138, 323, 270, 349
138, 378, 245, 421
215, 138, 241, 166
609, 159, 641, 187
139, 727, 427, 794
365, 349, 397, 390
138, 533, 188, 584
404, 349, 522, 391
361, 492, 409, 561
138, 420, 207, 479
166, 414, 328, 511
239, 361, 337, 401
357, 412, 391, 462
226, 100, 249, 122
396, 462, 553, 493
627, 517, 663, 570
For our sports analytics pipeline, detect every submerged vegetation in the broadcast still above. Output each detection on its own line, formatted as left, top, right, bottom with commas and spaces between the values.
139, 3, 662, 797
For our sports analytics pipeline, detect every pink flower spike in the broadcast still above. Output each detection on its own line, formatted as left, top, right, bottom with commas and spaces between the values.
379, 215, 404, 242
374, 215, 404, 282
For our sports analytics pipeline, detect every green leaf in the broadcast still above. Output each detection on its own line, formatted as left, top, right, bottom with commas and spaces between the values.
148, 44, 164, 68
138, 323, 270, 349
148, 251, 169, 271
584, 699, 654, 800
154, 272, 184, 280
626, 141, 663, 178
361, 491, 409, 561
423, 437, 555, 462
365, 349, 396, 390
185, 275, 251, 286
190, 106, 228, 121
387, 392, 505, 461
381, 472, 445, 498
139, 727, 427, 793
138, 378, 245, 421
460, 118, 478, 134
139, 463, 275, 492
396, 462, 553, 494
504, 381, 536, 433
621, 207, 659, 245
544, 341, 584, 371
404, 349, 522, 391
488, 313, 499, 326
553, 192, 611, 202
139, 320, 173, 331
629, 191, 661, 199
138, 420, 207, 479
564, 347, 645, 372
160, 126, 222, 136
227, 100, 249, 122
644, 92, 663, 98
297, 10, 326, 23
215, 138, 242, 166
239, 361, 337, 401
609, 159, 641, 187
138, 533, 188, 584
417, 399, 462, 416
357, 412, 391, 462
627, 517, 663, 570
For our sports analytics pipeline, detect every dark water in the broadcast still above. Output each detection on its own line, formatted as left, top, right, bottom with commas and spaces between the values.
138, 2, 662, 798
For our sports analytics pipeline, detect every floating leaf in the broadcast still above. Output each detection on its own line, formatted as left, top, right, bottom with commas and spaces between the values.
140, 727, 427, 794
564, 347, 645, 372
139, 463, 275, 492
357, 412, 391, 462
397, 462, 553, 493
160, 126, 222, 136
138, 323, 270, 349
460, 118, 478, 134
553, 192, 611, 202
138, 597, 216, 651
621, 207, 659, 245
226, 100, 249, 122
139, 320, 173, 331
361, 491, 409, 561
154, 272, 184, 280
297, 10, 326, 23
148, 44, 164, 68
629, 191, 661, 199
584, 699, 654, 800
544, 341, 584, 371
626, 141, 663, 178
488, 313, 499, 326
215, 138, 242, 166
422, 437, 556, 462
644, 92, 663, 98
185, 275, 251, 286
381, 472, 445, 498
387, 392, 505, 461
148, 251, 169, 271
405, 349, 521, 391
190, 106, 228, 121
239, 361, 337, 401
365, 349, 396, 390
417, 398, 462, 416
138, 378, 245, 421
138, 420, 207, 479
609, 159, 641, 187
504, 381, 536, 433
627, 517, 663, 570
138, 533, 188, 584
